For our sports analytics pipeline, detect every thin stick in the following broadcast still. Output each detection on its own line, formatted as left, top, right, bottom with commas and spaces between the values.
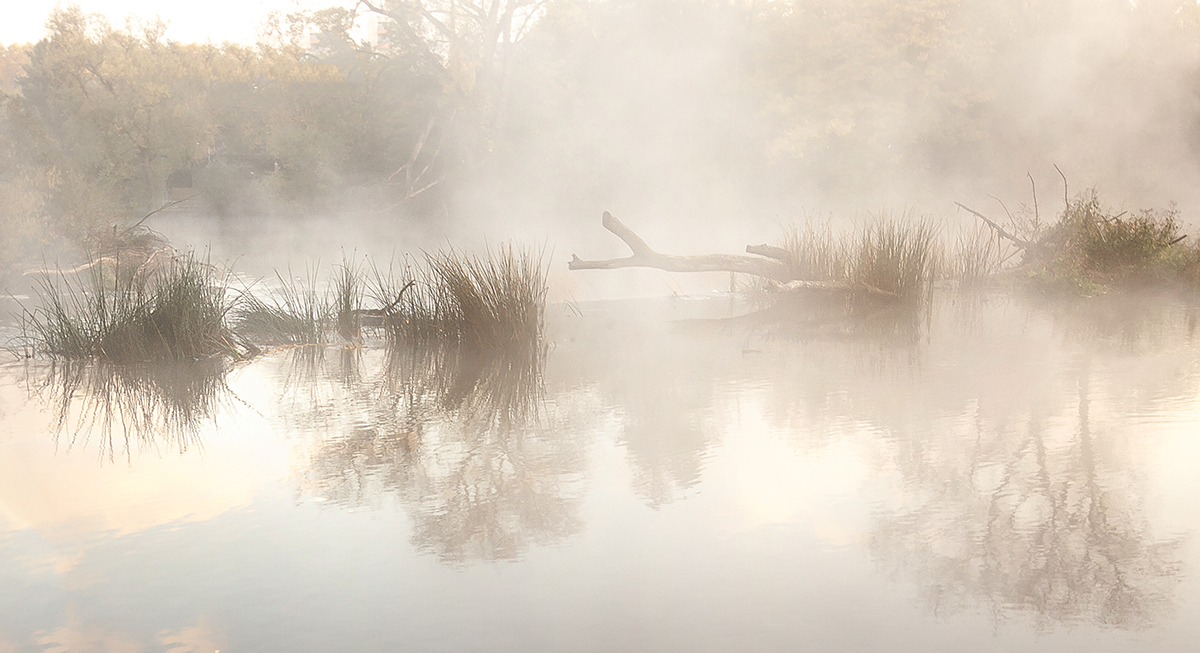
1027, 172, 1039, 229
1053, 164, 1068, 210
987, 194, 1014, 225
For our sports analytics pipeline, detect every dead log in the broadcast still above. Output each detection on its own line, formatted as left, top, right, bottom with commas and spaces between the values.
569, 212, 900, 299
569, 212, 793, 282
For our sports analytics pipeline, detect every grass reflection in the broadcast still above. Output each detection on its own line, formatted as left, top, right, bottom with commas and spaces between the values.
37, 358, 231, 462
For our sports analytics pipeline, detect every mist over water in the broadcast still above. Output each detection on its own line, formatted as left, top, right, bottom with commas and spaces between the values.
5, 1, 1200, 651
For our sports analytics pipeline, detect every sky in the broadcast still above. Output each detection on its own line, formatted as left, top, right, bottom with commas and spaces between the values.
1, 0, 352, 45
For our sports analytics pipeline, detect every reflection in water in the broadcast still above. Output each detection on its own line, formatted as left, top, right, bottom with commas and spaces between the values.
706, 291, 1196, 630
286, 338, 585, 564
35, 358, 231, 461
547, 302, 736, 507
825, 294, 1193, 630
2, 292, 1198, 647
869, 368, 1185, 629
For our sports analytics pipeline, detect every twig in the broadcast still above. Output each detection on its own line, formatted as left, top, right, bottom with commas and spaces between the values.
119, 194, 199, 237
987, 194, 1014, 225
1168, 235, 1188, 246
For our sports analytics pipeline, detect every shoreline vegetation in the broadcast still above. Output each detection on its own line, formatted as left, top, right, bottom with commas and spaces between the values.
569, 187, 1200, 331
10, 185, 1200, 365
15, 244, 549, 366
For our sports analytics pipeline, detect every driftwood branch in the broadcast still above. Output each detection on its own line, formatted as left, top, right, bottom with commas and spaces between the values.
569, 212, 793, 282
955, 202, 1035, 249
569, 212, 899, 300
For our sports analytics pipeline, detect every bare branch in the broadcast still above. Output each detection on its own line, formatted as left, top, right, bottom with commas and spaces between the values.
987, 194, 1014, 226
120, 194, 199, 237
954, 202, 1034, 249
1027, 172, 1039, 226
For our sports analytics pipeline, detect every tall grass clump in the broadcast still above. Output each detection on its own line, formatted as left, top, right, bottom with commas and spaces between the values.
331, 254, 365, 341
374, 244, 549, 418
851, 217, 941, 304
779, 215, 941, 305
21, 253, 243, 363
377, 245, 547, 353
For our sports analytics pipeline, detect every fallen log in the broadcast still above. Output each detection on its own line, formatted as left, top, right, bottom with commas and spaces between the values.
569, 212, 900, 298
568, 212, 793, 282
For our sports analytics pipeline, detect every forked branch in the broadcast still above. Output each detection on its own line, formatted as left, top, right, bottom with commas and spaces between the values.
569, 212, 792, 281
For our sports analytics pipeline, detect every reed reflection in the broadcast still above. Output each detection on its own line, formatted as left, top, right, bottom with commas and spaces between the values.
287, 336, 585, 565
36, 358, 230, 462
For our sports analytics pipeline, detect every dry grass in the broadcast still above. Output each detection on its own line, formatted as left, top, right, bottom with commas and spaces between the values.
372, 244, 549, 418
951, 226, 1007, 286
331, 254, 365, 341
375, 244, 548, 353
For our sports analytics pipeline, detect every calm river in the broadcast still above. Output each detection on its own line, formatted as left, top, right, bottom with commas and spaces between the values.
2, 291, 1199, 652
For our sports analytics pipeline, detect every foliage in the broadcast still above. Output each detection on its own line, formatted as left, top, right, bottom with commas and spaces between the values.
1019, 191, 1200, 294
0, 4, 450, 273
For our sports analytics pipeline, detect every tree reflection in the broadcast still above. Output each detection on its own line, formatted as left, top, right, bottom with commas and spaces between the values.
865, 364, 1185, 630
747, 293, 1195, 630
290, 340, 585, 565
36, 358, 230, 462
546, 305, 735, 508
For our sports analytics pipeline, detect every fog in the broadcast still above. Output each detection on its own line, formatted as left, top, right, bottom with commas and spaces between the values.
4, 0, 1200, 299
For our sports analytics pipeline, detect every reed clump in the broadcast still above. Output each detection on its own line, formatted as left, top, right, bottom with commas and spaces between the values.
376, 245, 547, 353
779, 215, 941, 305
373, 244, 549, 417
20, 252, 243, 363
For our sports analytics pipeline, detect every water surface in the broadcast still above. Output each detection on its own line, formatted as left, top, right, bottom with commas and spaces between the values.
2, 292, 1200, 652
